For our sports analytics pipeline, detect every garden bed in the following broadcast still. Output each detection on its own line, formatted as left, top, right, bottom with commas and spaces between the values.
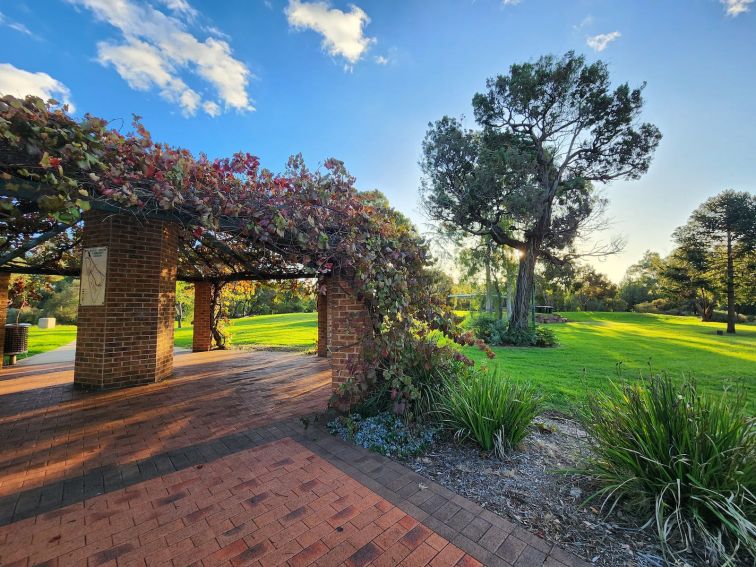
341, 413, 674, 567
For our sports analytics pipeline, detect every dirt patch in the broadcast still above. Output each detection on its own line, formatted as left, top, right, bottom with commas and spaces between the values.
402, 414, 668, 567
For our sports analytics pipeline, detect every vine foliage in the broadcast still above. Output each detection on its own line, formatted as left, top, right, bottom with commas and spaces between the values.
0, 94, 492, 406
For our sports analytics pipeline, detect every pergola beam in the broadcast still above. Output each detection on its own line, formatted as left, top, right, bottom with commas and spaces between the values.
0, 176, 328, 283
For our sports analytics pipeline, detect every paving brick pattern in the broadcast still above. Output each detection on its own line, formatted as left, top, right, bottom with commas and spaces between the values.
0, 350, 590, 566
0, 438, 483, 567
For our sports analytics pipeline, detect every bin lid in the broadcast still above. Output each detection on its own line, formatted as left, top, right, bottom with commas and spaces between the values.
5, 323, 31, 328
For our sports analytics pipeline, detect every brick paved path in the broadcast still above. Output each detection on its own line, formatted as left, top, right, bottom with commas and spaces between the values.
0, 350, 589, 567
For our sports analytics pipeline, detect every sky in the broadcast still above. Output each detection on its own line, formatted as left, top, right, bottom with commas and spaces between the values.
0, 0, 754, 282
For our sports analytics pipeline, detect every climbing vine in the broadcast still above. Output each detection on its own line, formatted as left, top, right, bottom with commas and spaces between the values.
0, 95, 492, 407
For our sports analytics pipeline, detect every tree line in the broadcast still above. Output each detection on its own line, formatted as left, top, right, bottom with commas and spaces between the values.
453, 190, 756, 333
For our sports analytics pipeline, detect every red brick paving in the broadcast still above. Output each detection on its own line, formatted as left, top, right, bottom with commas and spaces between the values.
0, 438, 480, 567
0, 350, 330, 498
0, 349, 590, 566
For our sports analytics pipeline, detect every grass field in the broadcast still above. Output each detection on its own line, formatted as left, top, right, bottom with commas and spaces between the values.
463, 312, 755, 411
173, 312, 317, 350
24, 325, 77, 358
22, 311, 755, 412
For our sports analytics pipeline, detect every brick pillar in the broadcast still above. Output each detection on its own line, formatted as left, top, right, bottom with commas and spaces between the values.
327, 272, 370, 397
192, 282, 213, 352
0, 272, 9, 369
317, 286, 328, 358
74, 211, 178, 389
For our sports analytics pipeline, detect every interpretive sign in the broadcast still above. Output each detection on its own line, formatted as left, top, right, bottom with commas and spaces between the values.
80, 247, 108, 306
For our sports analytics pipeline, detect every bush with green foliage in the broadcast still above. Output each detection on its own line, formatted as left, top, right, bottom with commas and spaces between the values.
439, 366, 544, 453
347, 332, 489, 422
467, 315, 559, 348
580, 374, 755, 564
327, 412, 437, 458
467, 315, 508, 344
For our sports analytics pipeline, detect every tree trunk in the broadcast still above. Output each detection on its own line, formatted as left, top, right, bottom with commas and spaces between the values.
210, 282, 227, 349
492, 276, 504, 321
697, 290, 714, 322
485, 255, 493, 314
176, 302, 183, 328
509, 239, 538, 332
726, 230, 736, 334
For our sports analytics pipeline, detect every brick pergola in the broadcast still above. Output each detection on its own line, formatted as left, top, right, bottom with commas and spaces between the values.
0, 206, 371, 399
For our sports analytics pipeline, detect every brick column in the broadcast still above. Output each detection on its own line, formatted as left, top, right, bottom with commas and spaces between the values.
327, 272, 371, 398
0, 272, 9, 369
192, 282, 213, 352
74, 211, 178, 389
317, 286, 328, 358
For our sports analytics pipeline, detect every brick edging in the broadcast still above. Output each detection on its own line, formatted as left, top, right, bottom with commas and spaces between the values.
293, 423, 591, 567
0, 413, 590, 567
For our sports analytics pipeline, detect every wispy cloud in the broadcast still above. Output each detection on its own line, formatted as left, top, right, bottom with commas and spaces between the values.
0, 63, 75, 111
721, 0, 753, 16
0, 11, 34, 37
502, 0, 521, 5
285, 0, 375, 67
573, 15, 593, 31
67, 0, 252, 117
374, 55, 389, 65
586, 31, 621, 52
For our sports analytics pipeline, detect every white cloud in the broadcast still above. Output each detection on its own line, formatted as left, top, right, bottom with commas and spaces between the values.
67, 0, 252, 116
98, 39, 201, 115
721, 0, 753, 16
586, 31, 621, 52
285, 0, 375, 66
374, 55, 389, 65
202, 100, 220, 116
0, 11, 34, 36
0, 63, 75, 111
502, 0, 521, 5
159, 0, 198, 19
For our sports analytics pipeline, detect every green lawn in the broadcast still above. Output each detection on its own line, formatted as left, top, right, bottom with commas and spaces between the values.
24, 325, 78, 357
463, 312, 756, 411
173, 312, 318, 350
21, 312, 755, 413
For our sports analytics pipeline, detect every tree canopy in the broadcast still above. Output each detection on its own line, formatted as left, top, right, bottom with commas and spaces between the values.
421, 51, 661, 331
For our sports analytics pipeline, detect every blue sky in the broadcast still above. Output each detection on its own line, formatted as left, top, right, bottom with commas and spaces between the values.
1, 0, 754, 281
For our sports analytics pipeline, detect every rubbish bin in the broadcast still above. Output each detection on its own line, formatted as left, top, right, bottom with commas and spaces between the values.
4, 323, 30, 365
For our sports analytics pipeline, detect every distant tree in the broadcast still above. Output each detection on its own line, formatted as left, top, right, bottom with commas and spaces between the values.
421, 52, 661, 332
457, 236, 517, 320
175, 281, 194, 328
685, 190, 755, 333
619, 251, 664, 309
7, 274, 53, 323
571, 266, 623, 312
662, 228, 720, 321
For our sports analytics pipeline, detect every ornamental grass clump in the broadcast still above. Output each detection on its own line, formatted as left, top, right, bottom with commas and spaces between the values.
440, 367, 543, 452
580, 374, 755, 564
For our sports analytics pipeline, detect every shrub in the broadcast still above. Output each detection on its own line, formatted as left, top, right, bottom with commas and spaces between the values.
439, 366, 544, 452
533, 326, 558, 347
468, 315, 559, 348
327, 412, 436, 458
466, 315, 508, 344
580, 374, 755, 564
